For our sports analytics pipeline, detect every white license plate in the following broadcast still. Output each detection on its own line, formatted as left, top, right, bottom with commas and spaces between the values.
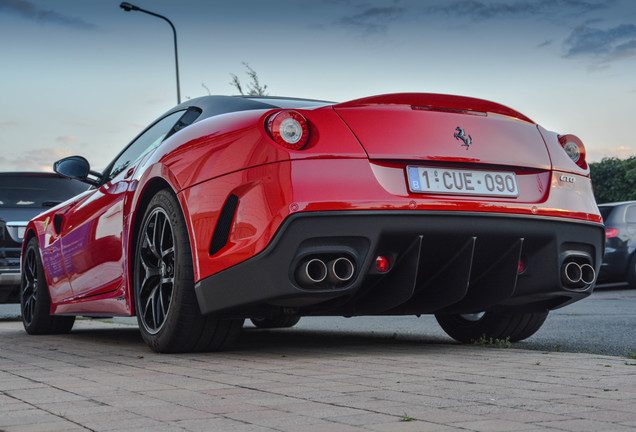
406, 166, 519, 197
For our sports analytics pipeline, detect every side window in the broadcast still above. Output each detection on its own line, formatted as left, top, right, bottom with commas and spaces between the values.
625, 205, 636, 223
107, 110, 186, 181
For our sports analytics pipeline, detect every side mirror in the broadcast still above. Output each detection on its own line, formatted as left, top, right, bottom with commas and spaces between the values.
54, 156, 102, 186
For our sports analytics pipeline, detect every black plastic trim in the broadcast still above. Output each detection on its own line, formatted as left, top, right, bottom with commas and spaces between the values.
194, 210, 604, 317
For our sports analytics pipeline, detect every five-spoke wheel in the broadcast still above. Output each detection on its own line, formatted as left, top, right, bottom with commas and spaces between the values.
134, 190, 243, 353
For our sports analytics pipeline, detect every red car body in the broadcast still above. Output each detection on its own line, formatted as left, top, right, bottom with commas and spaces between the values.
21, 94, 604, 352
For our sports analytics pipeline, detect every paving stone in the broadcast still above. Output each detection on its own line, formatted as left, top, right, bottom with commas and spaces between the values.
1, 319, 635, 432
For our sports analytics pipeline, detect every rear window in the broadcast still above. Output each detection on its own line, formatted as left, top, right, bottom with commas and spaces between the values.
626, 205, 636, 223
0, 175, 88, 208
598, 206, 614, 222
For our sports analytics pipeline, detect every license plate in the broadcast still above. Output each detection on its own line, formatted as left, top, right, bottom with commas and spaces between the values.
407, 166, 519, 197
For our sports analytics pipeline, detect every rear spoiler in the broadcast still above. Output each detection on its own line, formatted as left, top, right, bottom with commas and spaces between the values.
334, 93, 534, 124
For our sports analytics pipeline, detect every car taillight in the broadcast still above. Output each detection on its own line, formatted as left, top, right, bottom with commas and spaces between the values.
558, 134, 587, 169
606, 228, 619, 238
266, 110, 309, 150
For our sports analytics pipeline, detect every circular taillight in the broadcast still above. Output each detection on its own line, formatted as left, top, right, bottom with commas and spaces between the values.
562, 141, 580, 163
558, 134, 587, 169
266, 110, 309, 150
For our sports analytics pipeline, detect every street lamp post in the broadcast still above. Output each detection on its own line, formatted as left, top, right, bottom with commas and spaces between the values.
120, 2, 181, 104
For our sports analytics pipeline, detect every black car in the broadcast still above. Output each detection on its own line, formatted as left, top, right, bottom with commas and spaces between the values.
0, 172, 88, 303
598, 201, 636, 288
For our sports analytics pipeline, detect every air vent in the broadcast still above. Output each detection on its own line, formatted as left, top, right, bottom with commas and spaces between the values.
209, 194, 239, 256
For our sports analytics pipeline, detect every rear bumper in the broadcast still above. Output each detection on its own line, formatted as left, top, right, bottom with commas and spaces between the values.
194, 211, 605, 316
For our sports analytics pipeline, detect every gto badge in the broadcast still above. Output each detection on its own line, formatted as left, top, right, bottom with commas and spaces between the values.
454, 127, 472, 150
560, 175, 576, 184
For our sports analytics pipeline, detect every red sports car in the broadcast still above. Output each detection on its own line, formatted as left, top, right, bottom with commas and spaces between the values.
21, 93, 604, 352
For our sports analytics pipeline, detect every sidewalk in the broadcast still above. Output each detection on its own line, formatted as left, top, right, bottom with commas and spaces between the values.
1, 319, 635, 432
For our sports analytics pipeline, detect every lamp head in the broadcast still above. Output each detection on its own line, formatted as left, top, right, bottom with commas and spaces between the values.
120, 2, 139, 12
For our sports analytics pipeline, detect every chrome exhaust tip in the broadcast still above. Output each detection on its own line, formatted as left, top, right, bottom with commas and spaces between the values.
562, 261, 582, 285
579, 263, 596, 285
328, 257, 355, 283
296, 258, 328, 286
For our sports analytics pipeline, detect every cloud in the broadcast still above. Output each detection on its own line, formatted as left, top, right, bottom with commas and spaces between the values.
55, 135, 76, 144
425, 0, 610, 19
0, 0, 97, 30
0, 121, 18, 129
0, 147, 74, 172
587, 146, 636, 163
336, 6, 405, 35
564, 23, 636, 62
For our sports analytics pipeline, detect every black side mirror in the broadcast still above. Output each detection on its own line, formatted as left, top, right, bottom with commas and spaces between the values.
54, 156, 102, 186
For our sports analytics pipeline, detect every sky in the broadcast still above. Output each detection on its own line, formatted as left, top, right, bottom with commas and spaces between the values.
1, 0, 636, 172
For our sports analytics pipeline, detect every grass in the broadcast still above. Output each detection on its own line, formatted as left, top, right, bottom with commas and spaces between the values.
471, 335, 511, 348
399, 413, 414, 422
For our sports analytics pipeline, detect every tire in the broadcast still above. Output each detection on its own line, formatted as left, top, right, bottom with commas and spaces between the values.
250, 315, 301, 329
134, 190, 243, 353
627, 254, 636, 289
435, 309, 549, 343
21, 237, 75, 335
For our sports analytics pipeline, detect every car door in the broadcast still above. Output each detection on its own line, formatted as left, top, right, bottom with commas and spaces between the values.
58, 110, 187, 300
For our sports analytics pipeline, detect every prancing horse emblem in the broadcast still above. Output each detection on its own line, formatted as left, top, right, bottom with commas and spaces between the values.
454, 127, 472, 150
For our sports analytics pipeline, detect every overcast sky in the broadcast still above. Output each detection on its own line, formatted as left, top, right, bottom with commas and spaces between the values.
1, 0, 635, 172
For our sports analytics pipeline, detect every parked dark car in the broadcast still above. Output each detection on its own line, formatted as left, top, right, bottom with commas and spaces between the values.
598, 201, 636, 288
0, 172, 88, 302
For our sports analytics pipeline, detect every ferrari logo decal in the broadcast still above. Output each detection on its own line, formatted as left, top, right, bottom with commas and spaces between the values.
454, 127, 472, 150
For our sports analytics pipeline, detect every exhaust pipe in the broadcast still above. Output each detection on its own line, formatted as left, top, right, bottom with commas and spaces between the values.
296, 259, 328, 286
580, 263, 596, 285
562, 260, 596, 288
562, 261, 582, 285
328, 257, 355, 283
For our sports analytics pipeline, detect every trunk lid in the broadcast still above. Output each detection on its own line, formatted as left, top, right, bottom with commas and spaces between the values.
333, 93, 551, 170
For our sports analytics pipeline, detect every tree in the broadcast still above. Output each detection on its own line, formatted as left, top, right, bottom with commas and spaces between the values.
589, 157, 636, 203
230, 62, 268, 96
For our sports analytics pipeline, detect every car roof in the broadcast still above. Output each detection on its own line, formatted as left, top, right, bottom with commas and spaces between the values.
0, 171, 70, 178
164, 95, 334, 121
598, 201, 636, 207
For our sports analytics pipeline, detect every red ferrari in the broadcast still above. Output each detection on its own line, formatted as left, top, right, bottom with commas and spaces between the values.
21, 93, 604, 352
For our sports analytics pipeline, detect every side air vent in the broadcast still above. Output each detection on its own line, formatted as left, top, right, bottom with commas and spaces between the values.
209, 194, 239, 256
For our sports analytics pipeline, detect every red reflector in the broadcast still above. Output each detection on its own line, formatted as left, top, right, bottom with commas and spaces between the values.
518, 257, 527, 274
606, 228, 619, 238
375, 256, 390, 273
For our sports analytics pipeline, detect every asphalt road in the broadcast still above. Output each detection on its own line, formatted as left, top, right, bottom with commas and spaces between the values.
1, 285, 634, 357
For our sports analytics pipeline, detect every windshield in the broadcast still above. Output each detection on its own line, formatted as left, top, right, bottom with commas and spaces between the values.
0, 175, 88, 208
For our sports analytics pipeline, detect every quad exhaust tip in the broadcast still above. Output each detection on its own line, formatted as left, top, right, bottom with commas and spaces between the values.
296, 258, 328, 286
296, 256, 355, 288
328, 257, 355, 283
562, 259, 596, 288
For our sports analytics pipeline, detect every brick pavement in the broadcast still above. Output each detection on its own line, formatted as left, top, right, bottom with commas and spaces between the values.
0, 319, 635, 432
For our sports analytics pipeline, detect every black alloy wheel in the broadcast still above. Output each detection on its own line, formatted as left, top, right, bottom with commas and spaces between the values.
21, 237, 75, 334
134, 190, 243, 353
136, 206, 175, 335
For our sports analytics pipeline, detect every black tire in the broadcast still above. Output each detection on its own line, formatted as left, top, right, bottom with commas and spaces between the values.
134, 189, 243, 353
435, 309, 549, 343
627, 254, 636, 289
250, 315, 301, 329
21, 237, 75, 335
